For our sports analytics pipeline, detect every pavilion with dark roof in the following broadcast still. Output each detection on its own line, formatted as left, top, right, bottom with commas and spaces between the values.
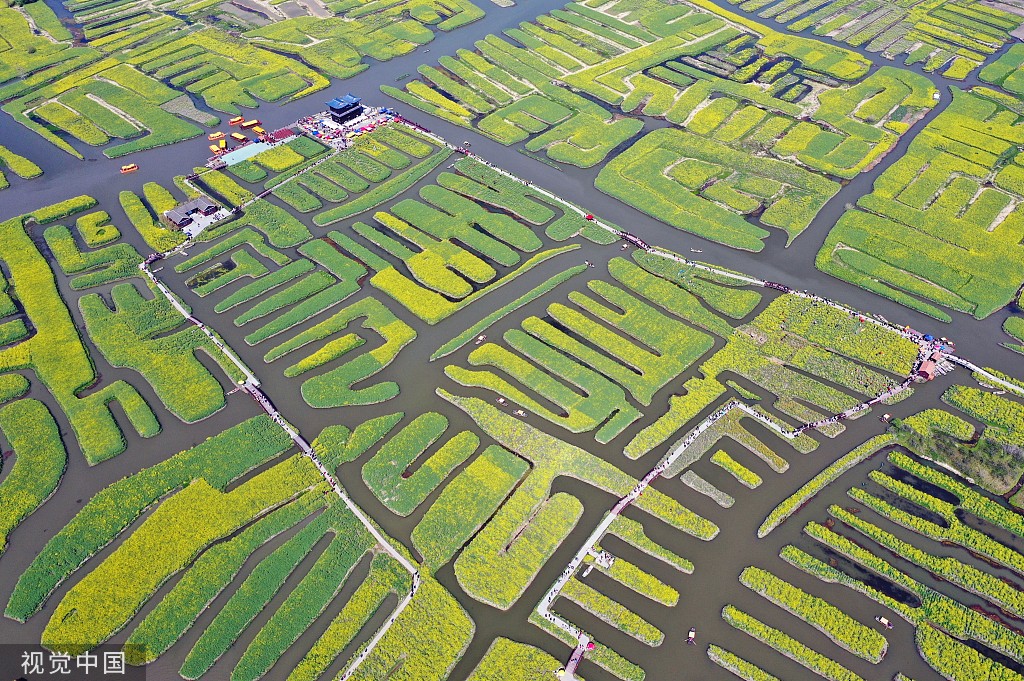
326, 94, 363, 125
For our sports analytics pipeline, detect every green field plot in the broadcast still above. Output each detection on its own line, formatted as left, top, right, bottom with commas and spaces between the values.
0, 145, 42, 190
626, 289, 914, 459
126, 28, 327, 113
81, 282, 235, 422
17, 64, 204, 158
38, 454, 316, 654
746, 403, 1024, 680
412, 445, 528, 568
44, 223, 142, 289
266, 296, 415, 407
382, 0, 931, 231
443, 259, 717, 442
441, 390, 716, 609
0, 5, 91, 89
362, 412, 478, 516
560, 578, 664, 645
723, 0, 1022, 77
317, 152, 622, 325
243, 0, 483, 78
740, 566, 887, 662
0, 400, 67, 556
722, 604, 867, 681
0, 207, 160, 464
791, 513, 1024, 676
759, 434, 895, 537
817, 88, 1024, 320
6, 415, 292, 622
597, 127, 837, 249
120, 186, 189, 252
468, 638, 570, 681
449, 329, 643, 443
888, 394, 1024, 497
980, 44, 1024, 96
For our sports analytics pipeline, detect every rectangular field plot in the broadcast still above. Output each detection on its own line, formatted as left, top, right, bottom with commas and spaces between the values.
817, 87, 1024, 320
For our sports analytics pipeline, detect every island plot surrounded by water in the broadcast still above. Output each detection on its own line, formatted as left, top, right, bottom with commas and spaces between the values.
2, 1, 1024, 681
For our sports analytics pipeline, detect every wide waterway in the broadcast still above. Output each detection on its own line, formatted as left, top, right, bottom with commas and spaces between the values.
1, 1, 1024, 680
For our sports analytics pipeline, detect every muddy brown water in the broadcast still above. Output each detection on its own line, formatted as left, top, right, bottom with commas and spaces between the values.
1, 0, 1024, 679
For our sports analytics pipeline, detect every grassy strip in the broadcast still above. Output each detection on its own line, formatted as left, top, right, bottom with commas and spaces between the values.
443, 390, 715, 608
233, 272, 336, 326
758, 434, 895, 537
740, 566, 886, 662
608, 516, 693, 573
561, 578, 663, 645
362, 413, 477, 516
5, 416, 291, 622
790, 530, 1024, 668
374, 245, 578, 325
124, 493, 322, 664
851, 480, 1024, 576
0, 144, 42, 182
179, 503, 350, 679
274, 297, 415, 407
230, 513, 374, 681
430, 265, 586, 360
711, 450, 762, 488
313, 149, 453, 226
287, 552, 411, 681
340, 575, 473, 681
41, 455, 322, 652
0, 400, 67, 556
529, 609, 644, 681
243, 283, 357, 346
830, 504, 1024, 618
213, 259, 315, 313
723, 605, 865, 681
708, 645, 781, 681
598, 556, 678, 606
412, 445, 527, 569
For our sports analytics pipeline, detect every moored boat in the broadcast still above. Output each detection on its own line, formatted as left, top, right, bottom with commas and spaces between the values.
208, 131, 225, 140
228, 116, 245, 125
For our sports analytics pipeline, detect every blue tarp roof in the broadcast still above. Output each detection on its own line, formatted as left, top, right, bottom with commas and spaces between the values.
326, 94, 361, 108
221, 141, 271, 166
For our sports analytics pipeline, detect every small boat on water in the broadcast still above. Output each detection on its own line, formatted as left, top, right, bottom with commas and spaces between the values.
208, 131, 225, 140
496, 397, 507, 405
687, 628, 696, 644
875, 616, 893, 629
513, 409, 527, 417
396, 73, 410, 81
120, 164, 138, 174
475, 334, 487, 344
690, 248, 702, 253
228, 116, 245, 125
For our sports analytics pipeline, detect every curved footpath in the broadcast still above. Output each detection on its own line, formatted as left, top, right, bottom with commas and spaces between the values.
139, 117, 1024, 680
